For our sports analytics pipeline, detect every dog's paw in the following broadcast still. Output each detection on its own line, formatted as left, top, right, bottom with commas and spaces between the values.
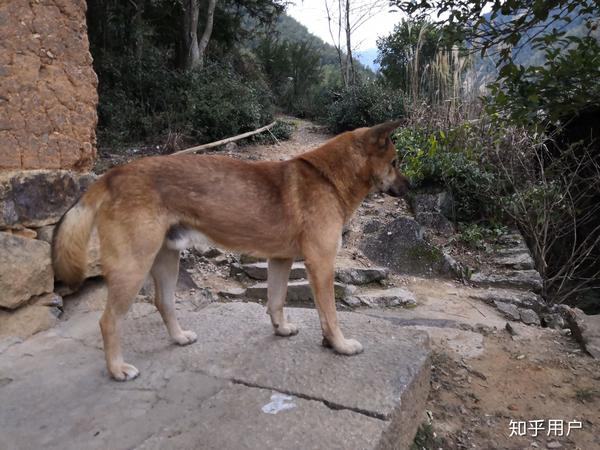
110, 362, 140, 381
274, 322, 299, 337
332, 338, 363, 356
173, 330, 198, 346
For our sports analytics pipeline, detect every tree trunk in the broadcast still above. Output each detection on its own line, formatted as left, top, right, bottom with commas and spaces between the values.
344, 0, 355, 85
197, 0, 217, 69
181, 0, 200, 70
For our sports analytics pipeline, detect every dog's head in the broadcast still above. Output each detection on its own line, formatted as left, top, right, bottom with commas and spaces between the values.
356, 120, 411, 198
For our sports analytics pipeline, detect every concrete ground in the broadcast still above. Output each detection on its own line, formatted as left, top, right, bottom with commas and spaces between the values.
0, 301, 431, 450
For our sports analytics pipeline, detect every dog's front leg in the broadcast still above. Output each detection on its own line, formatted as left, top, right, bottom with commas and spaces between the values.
304, 255, 363, 355
267, 258, 298, 336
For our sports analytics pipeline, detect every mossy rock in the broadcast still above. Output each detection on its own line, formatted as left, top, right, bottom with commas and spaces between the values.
361, 217, 452, 276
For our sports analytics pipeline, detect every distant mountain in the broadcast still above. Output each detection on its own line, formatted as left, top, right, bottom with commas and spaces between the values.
356, 48, 380, 71
271, 14, 342, 67
480, 8, 598, 67
253, 13, 374, 76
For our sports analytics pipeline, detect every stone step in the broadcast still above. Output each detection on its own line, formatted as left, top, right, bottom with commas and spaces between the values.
495, 245, 530, 257
493, 252, 534, 270
242, 262, 307, 280
217, 287, 246, 299
246, 280, 346, 302
468, 288, 544, 311
496, 233, 525, 246
344, 288, 417, 308
242, 262, 389, 285
470, 270, 543, 292
0, 302, 431, 450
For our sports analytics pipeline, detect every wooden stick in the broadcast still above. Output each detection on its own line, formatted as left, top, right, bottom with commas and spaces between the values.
172, 121, 277, 155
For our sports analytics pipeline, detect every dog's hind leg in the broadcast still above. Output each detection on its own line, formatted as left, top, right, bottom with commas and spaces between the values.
100, 267, 149, 381
151, 246, 197, 346
98, 213, 166, 381
266, 258, 298, 336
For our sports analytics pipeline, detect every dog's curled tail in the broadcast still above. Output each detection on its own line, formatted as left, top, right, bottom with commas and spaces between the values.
52, 179, 107, 287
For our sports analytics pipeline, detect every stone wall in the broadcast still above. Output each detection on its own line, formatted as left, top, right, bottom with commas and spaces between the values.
0, 0, 98, 171
0, 0, 99, 342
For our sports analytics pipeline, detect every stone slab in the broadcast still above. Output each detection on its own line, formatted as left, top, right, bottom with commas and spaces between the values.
468, 288, 544, 311
493, 252, 534, 270
0, 302, 431, 450
138, 385, 387, 450
246, 279, 347, 301
242, 261, 307, 280
243, 262, 390, 287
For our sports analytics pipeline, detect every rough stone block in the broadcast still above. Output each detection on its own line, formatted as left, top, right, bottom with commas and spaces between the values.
0, 170, 95, 228
493, 252, 535, 270
411, 190, 454, 217
242, 262, 307, 280
494, 301, 520, 321
471, 270, 543, 292
414, 211, 455, 235
0, 301, 61, 339
217, 287, 246, 299
566, 308, 600, 359
346, 288, 417, 308
468, 288, 544, 312
335, 266, 389, 285
0, 231, 53, 309
519, 308, 541, 326
361, 217, 450, 276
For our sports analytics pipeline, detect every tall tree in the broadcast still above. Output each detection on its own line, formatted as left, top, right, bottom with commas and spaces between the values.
180, 0, 217, 70
376, 19, 447, 92
325, 0, 387, 86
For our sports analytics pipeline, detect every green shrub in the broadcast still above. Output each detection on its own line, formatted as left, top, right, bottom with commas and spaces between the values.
269, 120, 295, 140
96, 52, 274, 147
325, 82, 405, 133
455, 223, 508, 249
394, 126, 497, 220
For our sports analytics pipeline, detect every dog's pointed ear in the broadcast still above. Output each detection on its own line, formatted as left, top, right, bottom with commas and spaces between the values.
368, 119, 404, 148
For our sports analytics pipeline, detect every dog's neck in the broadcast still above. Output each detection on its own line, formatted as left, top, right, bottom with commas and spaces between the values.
297, 135, 373, 219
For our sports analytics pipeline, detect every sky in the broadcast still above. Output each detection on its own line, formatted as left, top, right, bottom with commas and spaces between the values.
286, 0, 406, 52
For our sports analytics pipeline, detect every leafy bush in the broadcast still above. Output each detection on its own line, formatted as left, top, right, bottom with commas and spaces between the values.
394, 126, 497, 220
269, 120, 295, 140
325, 82, 405, 133
455, 223, 508, 249
96, 52, 274, 147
